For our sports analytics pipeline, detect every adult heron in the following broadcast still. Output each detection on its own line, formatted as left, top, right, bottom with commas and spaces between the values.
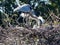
13, 0, 45, 28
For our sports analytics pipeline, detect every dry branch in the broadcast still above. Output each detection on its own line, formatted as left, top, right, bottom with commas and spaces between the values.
0, 25, 60, 45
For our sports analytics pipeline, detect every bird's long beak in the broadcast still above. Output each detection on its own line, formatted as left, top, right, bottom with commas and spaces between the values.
13, 6, 20, 12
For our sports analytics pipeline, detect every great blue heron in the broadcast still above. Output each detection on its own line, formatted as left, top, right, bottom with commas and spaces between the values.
13, 0, 45, 28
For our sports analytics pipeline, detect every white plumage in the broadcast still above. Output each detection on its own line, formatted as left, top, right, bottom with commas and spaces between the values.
38, 16, 45, 24
20, 13, 29, 18
33, 16, 45, 29
20, 13, 26, 18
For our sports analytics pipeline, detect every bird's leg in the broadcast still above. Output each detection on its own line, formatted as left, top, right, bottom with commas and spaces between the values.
36, 19, 40, 28
16, 15, 21, 25
23, 17, 24, 24
25, 16, 29, 27
22, 17, 26, 26
24, 13, 30, 27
